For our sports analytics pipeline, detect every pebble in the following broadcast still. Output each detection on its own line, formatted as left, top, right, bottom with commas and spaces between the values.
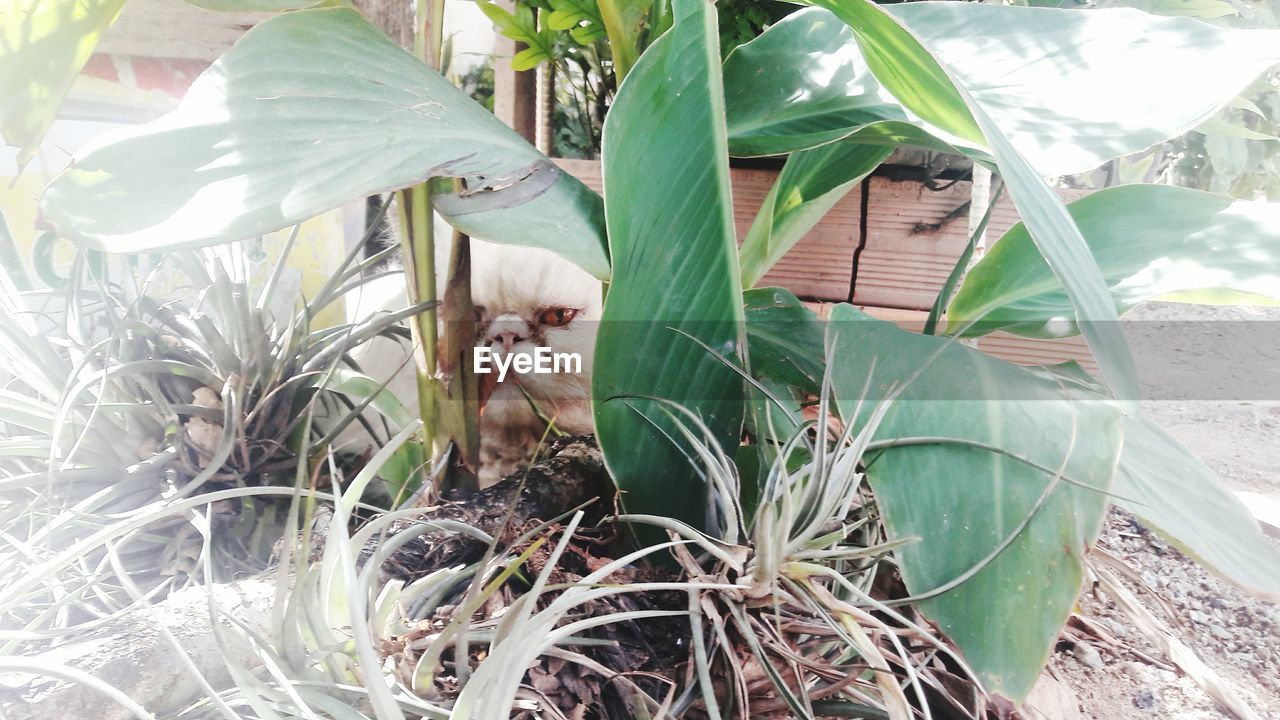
1134, 688, 1158, 711
1072, 641, 1104, 670
1229, 651, 1253, 667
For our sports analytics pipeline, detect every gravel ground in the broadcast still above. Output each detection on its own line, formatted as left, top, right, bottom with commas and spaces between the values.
1042, 303, 1280, 720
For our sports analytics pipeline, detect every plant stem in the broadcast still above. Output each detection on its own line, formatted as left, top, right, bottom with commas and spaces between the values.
396, 0, 450, 462
398, 186, 439, 453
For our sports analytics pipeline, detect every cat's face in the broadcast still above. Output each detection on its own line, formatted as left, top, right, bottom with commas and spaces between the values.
470, 240, 600, 425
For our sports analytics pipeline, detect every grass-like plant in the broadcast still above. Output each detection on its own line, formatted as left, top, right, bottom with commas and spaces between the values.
0, 233, 429, 636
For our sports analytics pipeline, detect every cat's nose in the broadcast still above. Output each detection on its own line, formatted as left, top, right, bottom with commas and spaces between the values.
492, 330, 525, 352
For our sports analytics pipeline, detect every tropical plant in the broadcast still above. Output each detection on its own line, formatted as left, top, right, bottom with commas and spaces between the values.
5, 0, 1280, 714
476, 0, 781, 156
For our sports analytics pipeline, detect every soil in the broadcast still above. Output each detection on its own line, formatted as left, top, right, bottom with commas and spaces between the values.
1044, 303, 1280, 720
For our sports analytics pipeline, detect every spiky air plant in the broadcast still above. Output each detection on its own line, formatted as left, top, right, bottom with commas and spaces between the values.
208, 371, 982, 720
0, 222, 430, 639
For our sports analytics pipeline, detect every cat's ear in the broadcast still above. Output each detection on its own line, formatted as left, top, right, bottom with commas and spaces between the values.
473, 305, 486, 323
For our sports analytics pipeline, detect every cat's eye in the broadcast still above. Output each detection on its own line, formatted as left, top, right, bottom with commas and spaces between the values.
537, 307, 578, 327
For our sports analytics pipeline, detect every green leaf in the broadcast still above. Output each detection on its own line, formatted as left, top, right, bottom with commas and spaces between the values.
740, 142, 891, 287
477, 0, 525, 38
593, 0, 744, 541
947, 185, 1280, 338
812, 0, 1138, 407
511, 46, 547, 71
39, 8, 610, 280
0, 0, 126, 166
548, 0, 604, 30
478, 0, 555, 68
723, 11, 911, 158
726, 3, 1280, 176
1115, 415, 1280, 599
569, 24, 607, 44
743, 287, 825, 395
1112, 0, 1238, 20
827, 304, 1123, 701
1195, 116, 1280, 142
1038, 360, 1280, 599
809, 0, 984, 145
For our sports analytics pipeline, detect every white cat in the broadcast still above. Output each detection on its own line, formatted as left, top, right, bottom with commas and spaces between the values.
340, 231, 600, 487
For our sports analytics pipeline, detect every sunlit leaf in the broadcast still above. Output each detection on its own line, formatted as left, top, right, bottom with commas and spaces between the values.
811, 0, 1138, 403
726, 3, 1280, 176
947, 185, 1280, 338
1115, 414, 1280, 599
39, 8, 610, 279
0, 0, 125, 166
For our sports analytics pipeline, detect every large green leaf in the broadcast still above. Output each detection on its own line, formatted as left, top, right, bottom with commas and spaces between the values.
725, 4, 1280, 176
0, 0, 125, 166
39, 8, 610, 279
593, 0, 744, 541
1036, 361, 1280, 600
811, 0, 1138, 404
739, 143, 891, 288
1116, 415, 1280, 599
827, 304, 1123, 701
722, 11, 911, 157
948, 185, 1280, 338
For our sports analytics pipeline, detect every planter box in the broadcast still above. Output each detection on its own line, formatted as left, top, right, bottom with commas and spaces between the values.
557, 158, 1097, 373
856, 175, 1090, 311
555, 159, 861, 301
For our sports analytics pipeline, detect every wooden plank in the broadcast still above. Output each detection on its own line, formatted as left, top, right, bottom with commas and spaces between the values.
856, 175, 1018, 311
976, 332, 1096, 373
856, 175, 1089, 311
729, 167, 859, 301
555, 159, 859, 302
